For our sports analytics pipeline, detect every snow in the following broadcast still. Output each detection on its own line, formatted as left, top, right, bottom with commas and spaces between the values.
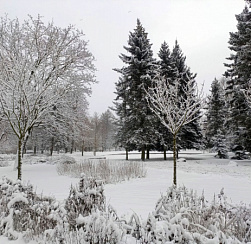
1, 150, 251, 243
228, 160, 238, 166
7, 193, 29, 209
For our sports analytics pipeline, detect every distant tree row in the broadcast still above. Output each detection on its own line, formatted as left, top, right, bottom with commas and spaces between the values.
0, 109, 116, 155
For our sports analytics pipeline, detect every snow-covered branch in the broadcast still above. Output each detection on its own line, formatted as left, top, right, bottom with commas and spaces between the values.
244, 82, 251, 107
0, 15, 96, 179
146, 75, 205, 185
146, 76, 204, 136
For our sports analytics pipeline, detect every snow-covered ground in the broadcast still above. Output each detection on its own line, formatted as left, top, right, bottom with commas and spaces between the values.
1, 150, 251, 243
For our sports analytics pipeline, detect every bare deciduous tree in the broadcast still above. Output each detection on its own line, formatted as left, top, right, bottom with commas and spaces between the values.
146, 76, 204, 185
0, 16, 96, 179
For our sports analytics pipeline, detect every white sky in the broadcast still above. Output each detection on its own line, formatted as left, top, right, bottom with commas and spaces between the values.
0, 0, 246, 114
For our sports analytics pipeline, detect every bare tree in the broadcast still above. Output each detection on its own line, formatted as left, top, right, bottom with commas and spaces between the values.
99, 110, 116, 151
146, 76, 204, 185
0, 16, 96, 179
91, 112, 101, 156
0, 114, 7, 144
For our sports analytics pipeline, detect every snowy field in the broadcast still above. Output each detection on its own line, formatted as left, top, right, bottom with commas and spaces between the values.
1, 150, 251, 243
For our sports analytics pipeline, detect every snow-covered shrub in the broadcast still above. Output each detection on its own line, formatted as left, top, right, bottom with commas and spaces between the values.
0, 157, 9, 167
0, 175, 124, 243
42, 176, 123, 244
57, 159, 147, 183
151, 185, 251, 243
114, 186, 251, 243
0, 177, 59, 240
74, 211, 123, 243
57, 155, 76, 165
212, 130, 229, 159
64, 174, 106, 229
0, 154, 16, 167
20, 154, 76, 165
42, 210, 124, 244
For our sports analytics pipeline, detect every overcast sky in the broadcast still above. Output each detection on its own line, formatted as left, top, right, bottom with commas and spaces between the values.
0, 0, 246, 114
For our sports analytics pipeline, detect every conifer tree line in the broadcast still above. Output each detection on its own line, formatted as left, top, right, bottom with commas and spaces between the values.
114, 2, 251, 160
205, 2, 251, 157
113, 19, 202, 161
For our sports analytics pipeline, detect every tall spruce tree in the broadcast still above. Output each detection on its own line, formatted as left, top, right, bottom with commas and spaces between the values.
158, 41, 176, 81
113, 19, 157, 160
224, 4, 251, 151
171, 40, 202, 153
205, 78, 226, 149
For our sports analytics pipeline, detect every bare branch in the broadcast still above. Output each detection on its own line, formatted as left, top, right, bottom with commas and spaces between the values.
146, 76, 205, 136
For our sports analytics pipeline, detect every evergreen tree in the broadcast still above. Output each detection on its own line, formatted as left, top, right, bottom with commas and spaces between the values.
158, 41, 176, 81
224, 4, 251, 151
171, 40, 202, 152
205, 78, 226, 149
155, 41, 175, 158
113, 76, 135, 156
113, 19, 157, 160
212, 129, 228, 159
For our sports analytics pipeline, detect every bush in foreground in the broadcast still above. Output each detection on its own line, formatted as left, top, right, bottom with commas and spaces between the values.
127, 186, 251, 243
0, 177, 59, 241
1, 176, 251, 243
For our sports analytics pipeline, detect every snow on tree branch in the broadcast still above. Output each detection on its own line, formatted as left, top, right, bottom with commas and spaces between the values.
146, 75, 205, 136
0, 15, 96, 179
146, 75, 204, 185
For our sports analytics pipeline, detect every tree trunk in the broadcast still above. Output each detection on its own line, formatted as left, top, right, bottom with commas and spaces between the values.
126, 148, 128, 160
33, 145, 37, 155
82, 140, 84, 156
22, 141, 26, 158
41, 144, 44, 154
177, 148, 179, 159
17, 138, 23, 180
22, 135, 29, 158
50, 137, 54, 156
173, 135, 177, 186
146, 148, 150, 160
163, 147, 167, 160
141, 146, 145, 161
70, 140, 74, 154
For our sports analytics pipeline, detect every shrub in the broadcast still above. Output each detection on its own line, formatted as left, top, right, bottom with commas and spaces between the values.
0, 154, 16, 167
0, 158, 9, 167
56, 211, 123, 244
0, 177, 59, 241
43, 175, 124, 244
64, 174, 106, 229
57, 159, 146, 184
1, 176, 251, 244
123, 186, 251, 243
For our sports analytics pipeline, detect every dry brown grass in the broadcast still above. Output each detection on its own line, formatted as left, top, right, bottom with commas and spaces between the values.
56, 159, 147, 184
